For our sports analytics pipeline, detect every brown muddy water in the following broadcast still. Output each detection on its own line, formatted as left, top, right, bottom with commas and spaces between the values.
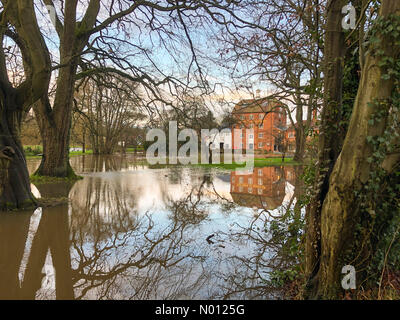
0, 154, 302, 300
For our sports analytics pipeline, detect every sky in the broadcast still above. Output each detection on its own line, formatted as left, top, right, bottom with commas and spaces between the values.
4, 1, 307, 123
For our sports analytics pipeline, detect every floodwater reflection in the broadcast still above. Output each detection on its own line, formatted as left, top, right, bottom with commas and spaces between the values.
1, 155, 302, 299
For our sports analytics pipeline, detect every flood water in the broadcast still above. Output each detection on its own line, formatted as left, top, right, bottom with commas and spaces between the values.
0, 154, 303, 300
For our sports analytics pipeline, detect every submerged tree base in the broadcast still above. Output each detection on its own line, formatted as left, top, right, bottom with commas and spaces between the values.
30, 173, 83, 184
33, 158, 82, 179
0, 199, 38, 212
0, 197, 70, 212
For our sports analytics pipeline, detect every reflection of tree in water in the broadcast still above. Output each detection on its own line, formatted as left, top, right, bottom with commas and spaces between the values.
70, 213, 207, 299
71, 154, 148, 173
81, 155, 127, 173
68, 173, 216, 299
216, 166, 304, 299
0, 181, 75, 300
166, 173, 211, 224
0, 211, 33, 299
69, 176, 139, 238
0, 166, 304, 300
164, 166, 184, 185
0, 175, 218, 299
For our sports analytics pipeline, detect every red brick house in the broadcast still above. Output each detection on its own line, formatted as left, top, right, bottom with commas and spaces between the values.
231, 97, 288, 153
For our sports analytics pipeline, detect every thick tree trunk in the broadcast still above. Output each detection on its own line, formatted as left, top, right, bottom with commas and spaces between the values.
0, 145, 35, 209
32, 0, 87, 178
34, 115, 73, 178
0, 0, 55, 208
0, 94, 36, 209
315, 1, 400, 298
305, 0, 347, 296
306, 0, 400, 299
33, 61, 77, 178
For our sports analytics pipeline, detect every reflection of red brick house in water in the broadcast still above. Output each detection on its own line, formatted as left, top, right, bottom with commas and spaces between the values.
231, 97, 287, 153
230, 166, 295, 210
284, 166, 296, 185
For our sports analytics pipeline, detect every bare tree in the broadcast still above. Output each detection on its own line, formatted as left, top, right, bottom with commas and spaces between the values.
29, 0, 270, 178
74, 74, 144, 154
305, 0, 400, 298
216, 0, 324, 161
0, 0, 52, 208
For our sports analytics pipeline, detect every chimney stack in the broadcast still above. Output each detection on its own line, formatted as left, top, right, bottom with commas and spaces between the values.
255, 89, 261, 98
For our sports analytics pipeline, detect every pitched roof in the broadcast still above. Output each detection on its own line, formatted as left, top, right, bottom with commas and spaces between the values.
233, 97, 283, 114
287, 119, 318, 130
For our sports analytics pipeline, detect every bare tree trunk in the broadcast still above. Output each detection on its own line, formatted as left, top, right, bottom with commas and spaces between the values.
32, 0, 98, 177
0, 0, 51, 209
82, 127, 86, 154
294, 125, 306, 162
33, 52, 78, 177
293, 91, 306, 162
33, 93, 75, 178
306, 0, 400, 299
315, 0, 400, 298
305, 0, 347, 296
0, 96, 36, 209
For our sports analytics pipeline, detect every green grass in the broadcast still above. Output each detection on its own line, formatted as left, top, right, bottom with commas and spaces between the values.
24, 145, 42, 158
254, 157, 293, 162
24, 145, 300, 170
30, 163, 84, 184
24, 145, 143, 159
195, 162, 246, 169
24, 145, 94, 159
30, 175, 83, 184
195, 157, 299, 170
254, 157, 299, 166
126, 147, 144, 153
69, 149, 93, 156
25, 155, 43, 159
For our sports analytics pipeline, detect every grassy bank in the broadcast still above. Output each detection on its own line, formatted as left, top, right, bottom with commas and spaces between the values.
24, 146, 300, 170
254, 157, 299, 165
24, 145, 94, 159
196, 157, 300, 169
24, 145, 144, 159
